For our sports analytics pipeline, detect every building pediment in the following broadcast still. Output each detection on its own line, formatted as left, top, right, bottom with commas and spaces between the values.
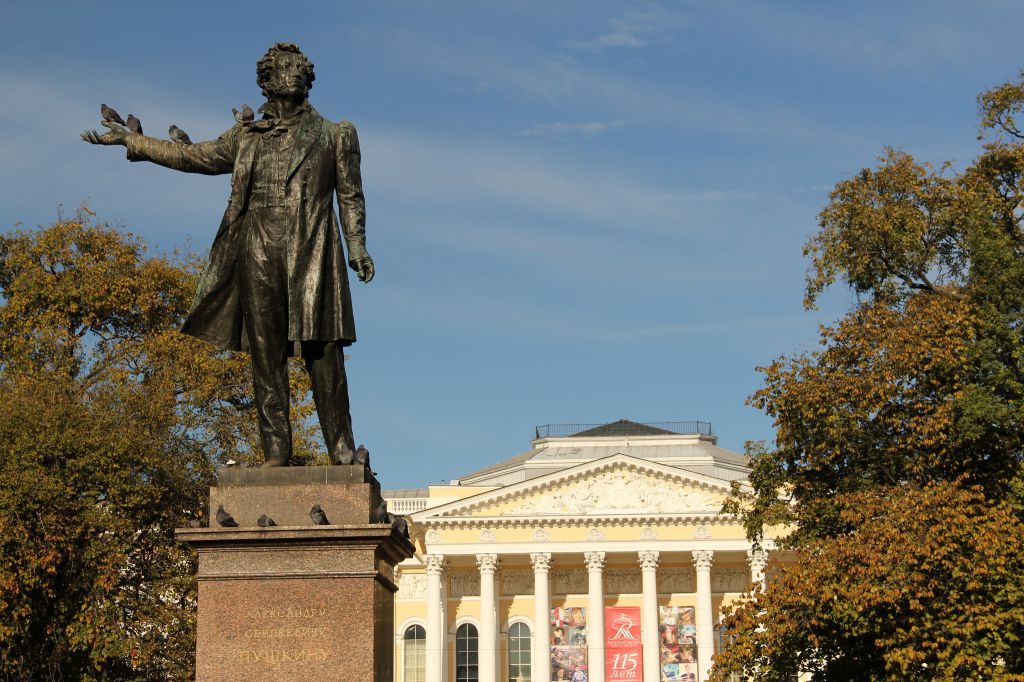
414, 454, 736, 522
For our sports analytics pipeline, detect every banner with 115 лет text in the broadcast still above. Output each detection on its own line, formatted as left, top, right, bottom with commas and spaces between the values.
604, 606, 642, 680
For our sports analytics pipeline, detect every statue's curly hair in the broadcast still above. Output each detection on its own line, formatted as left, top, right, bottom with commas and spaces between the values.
256, 42, 315, 98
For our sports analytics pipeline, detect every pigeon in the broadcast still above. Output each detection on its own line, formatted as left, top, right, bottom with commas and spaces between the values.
233, 104, 254, 125
100, 104, 126, 126
371, 499, 389, 524
354, 444, 370, 467
126, 114, 143, 135
257, 514, 276, 527
215, 505, 238, 527
394, 515, 410, 539
187, 518, 205, 528
309, 504, 329, 525
331, 445, 355, 465
169, 125, 193, 145
385, 512, 410, 538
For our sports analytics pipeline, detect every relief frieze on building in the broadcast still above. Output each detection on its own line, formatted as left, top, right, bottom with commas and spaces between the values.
497, 467, 722, 516
449, 571, 480, 597
552, 569, 587, 595
604, 569, 641, 594
502, 571, 534, 596
398, 572, 426, 599
712, 568, 749, 593
659, 567, 695, 594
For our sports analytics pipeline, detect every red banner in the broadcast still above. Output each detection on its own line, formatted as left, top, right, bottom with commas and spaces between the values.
605, 606, 642, 681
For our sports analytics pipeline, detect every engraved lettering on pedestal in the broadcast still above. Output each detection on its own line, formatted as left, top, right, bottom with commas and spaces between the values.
239, 604, 333, 668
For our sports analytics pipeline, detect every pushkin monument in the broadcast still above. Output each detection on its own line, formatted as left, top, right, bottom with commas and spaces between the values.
83, 42, 370, 468
83, 43, 413, 681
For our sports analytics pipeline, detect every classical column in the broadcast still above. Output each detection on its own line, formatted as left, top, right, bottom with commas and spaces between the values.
638, 550, 660, 682
531, 552, 553, 682
747, 548, 768, 592
585, 551, 607, 682
477, 553, 500, 682
692, 550, 714, 680
425, 554, 447, 682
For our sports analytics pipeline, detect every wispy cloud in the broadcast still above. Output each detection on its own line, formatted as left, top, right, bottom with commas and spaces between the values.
362, 127, 756, 233
520, 120, 623, 137
563, 5, 687, 51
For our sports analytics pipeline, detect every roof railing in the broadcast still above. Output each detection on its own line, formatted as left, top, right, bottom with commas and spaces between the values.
534, 420, 713, 439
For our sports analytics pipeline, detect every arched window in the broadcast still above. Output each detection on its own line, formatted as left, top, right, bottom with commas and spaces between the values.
508, 621, 532, 681
455, 623, 479, 682
403, 624, 426, 682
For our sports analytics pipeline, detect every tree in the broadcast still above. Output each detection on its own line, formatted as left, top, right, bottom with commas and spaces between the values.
713, 73, 1024, 680
0, 210, 317, 679
717, 483, 1024, 680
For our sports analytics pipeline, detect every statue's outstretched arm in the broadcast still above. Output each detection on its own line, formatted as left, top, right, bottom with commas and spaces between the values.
82, 121, 238, 176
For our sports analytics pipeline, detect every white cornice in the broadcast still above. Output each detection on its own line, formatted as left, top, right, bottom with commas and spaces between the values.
417, 513, 739, 529
413, 453, 746, 522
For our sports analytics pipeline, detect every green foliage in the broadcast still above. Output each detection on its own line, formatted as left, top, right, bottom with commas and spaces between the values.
716, 73, 1024, 679
0, 210, 317, 679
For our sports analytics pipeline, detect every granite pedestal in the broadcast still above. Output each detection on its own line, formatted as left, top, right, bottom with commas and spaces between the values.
177, 465, 415, 682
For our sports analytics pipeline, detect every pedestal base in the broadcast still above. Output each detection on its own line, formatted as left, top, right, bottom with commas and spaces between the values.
177, 467, 414, 681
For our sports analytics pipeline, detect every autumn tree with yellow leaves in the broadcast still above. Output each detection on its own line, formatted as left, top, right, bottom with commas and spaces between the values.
713, 74, 1024, 680
0, 211, 318, 679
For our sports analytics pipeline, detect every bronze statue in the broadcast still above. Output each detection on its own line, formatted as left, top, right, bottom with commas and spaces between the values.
82, 43, 373, 468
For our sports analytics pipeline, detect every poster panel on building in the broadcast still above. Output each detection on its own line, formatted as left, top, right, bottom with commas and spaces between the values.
658, 606, 698, 681
551, 607, 588, 681
604, 606, 642, 681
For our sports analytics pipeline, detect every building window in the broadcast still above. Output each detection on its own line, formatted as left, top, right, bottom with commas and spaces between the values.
456, 623, 479, 682
508, 621, 532, 681
403, 624, 426, 682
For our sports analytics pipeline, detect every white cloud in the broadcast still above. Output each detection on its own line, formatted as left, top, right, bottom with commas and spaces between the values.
563, 5, 687, 51
520, 120, 624, 137
361, 127, 755, 233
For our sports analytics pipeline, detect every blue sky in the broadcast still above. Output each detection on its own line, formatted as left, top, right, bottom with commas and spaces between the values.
2, 1, 1021, 488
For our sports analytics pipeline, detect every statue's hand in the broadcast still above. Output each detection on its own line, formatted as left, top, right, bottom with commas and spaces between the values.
80, 120, 128, 146
351, 255, 375, 283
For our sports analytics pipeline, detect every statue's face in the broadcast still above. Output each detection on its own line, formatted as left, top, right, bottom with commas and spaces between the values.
266, 51, 307, 99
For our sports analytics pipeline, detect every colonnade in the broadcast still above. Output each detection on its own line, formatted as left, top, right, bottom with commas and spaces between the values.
422, 549, 769, 682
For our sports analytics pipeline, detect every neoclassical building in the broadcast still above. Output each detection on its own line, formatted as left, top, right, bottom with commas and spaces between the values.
384, 420, 780, 682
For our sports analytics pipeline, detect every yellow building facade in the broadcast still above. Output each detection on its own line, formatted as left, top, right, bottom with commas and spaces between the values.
384, 420, 779, 682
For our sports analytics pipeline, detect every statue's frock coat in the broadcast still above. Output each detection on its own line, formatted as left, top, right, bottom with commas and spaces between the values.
125, 106, 366, 353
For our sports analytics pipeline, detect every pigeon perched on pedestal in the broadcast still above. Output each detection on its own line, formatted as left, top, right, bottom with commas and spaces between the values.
371, 499, 389, 524
215, 505, 238, 527
169, 125, 193, 145
126, 114, 143, 135
355, 444, 370, 467
100, 104, 126, 126
385, 512, 410, 538
257, 514, 276, 527
309, 504, 329, 525
331, 445, 355, 465
233, 104, 254, 125
187, 518, 205, 528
